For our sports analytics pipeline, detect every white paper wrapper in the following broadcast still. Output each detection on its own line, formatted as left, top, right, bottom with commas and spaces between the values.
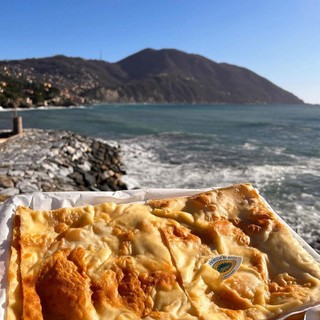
0, 188, 319, 320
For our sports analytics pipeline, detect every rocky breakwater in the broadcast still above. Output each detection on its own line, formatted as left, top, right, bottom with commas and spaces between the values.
0, 129, 127, 197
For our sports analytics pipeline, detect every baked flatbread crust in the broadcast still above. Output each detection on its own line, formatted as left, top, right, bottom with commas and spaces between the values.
6, 184, 320, 319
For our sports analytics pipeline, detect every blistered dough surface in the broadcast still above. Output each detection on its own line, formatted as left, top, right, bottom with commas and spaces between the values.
6, 184, 320, 320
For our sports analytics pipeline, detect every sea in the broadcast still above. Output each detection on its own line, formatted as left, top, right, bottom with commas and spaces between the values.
1, 104, 320, 251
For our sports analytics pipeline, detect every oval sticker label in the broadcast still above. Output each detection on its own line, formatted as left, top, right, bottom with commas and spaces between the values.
207, 255, 242, 279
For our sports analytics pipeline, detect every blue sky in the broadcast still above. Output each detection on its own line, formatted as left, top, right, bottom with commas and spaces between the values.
1, 0, 319, 104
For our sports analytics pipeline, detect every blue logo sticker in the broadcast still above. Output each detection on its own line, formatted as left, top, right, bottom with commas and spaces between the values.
207, 255, 243, 279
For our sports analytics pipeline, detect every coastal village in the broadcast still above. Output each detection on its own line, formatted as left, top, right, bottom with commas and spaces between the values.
0, 57, 129, 199
0, 61, 97, 108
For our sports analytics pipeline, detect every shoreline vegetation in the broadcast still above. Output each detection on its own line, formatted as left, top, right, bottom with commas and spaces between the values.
0, 129, 127, 201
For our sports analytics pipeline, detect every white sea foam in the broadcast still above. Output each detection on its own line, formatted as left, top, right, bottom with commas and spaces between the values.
242, 142, 258, 150
118, 138, 316, 189
105, 135, 320, 251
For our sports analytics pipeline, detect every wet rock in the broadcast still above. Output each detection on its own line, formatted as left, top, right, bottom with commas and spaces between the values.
41, 182, 55, 192
77, 160, 91, 172
66, 146, 75, 154
69, 171, 84, 185
0, 175, 14, 188
72, 150, 83, 161
101, 170, 114, 179
50, 158, 65, 166
16, 181, 39, 193
83, 172, 97, 187
100, 183, 112, 191
42, 162, 58, 172
8, 170, 25, 177
48, 172, 55, 179
59, 166, 73, 177
0, 128, 127, 196
59, 185, 77, 192
50, 148, 60, 156
25, 170, 35, 176
0, 187, 20, 197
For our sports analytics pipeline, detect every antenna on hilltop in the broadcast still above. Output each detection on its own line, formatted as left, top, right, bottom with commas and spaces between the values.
99, 50, 102, 61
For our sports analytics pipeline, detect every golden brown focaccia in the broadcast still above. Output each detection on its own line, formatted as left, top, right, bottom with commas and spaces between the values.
6, 184, 320, 320
6, 211, 22, 319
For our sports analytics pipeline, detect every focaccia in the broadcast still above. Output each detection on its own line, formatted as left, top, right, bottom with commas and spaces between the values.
6, 184, 320, 319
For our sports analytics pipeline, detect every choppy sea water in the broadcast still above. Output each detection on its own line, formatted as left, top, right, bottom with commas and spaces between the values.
1, 104, 320, 251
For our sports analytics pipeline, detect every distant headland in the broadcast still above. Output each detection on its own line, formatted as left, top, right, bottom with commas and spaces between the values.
0, 48, 303, 108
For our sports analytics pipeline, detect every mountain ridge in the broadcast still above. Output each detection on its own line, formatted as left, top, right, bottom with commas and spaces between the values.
0, 48, 303, 108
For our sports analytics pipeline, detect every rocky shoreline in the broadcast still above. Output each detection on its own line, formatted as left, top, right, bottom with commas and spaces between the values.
1, 130, 319, 254
0, 129, 127, 197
